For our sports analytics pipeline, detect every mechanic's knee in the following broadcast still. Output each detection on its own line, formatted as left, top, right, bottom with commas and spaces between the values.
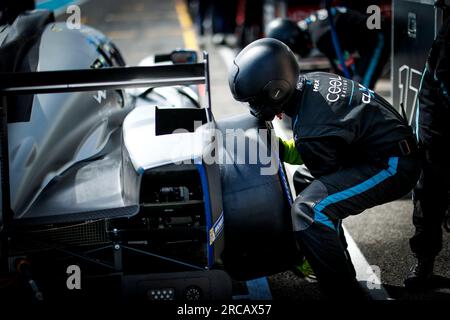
291, 180, 329, 232
291, 198, 315, 231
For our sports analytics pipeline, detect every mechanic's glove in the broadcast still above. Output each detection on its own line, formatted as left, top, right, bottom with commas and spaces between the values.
279, 137, 303, 165
292, 259, 316, 279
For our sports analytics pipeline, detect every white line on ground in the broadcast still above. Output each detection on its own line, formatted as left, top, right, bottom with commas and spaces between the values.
344, 225, 391, 300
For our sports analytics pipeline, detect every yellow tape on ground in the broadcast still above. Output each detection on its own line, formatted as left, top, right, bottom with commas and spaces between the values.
175, 0, 199, 51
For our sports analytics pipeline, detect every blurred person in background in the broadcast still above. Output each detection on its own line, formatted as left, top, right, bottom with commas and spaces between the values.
266, 6, 390, 89
235, 0, 264, 47
405, 10, 450, 290
187, 0, 238, 47
211, 0, 238, 46
188, 0, 209, 38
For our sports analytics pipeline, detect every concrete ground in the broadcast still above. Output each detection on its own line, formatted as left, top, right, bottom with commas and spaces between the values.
53, 0, 450, 300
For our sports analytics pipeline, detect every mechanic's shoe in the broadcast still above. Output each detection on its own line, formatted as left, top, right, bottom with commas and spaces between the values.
404, 257, 435, 290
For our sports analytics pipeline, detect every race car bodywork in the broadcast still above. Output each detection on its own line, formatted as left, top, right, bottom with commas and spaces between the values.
0, 11, 297, 302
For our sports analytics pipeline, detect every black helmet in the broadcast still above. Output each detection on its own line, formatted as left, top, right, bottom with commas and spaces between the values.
266, 18, 311, 58
229, 38, 300, 121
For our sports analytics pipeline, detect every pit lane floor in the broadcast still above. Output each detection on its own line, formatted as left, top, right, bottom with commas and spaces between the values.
47, 0, 450, 300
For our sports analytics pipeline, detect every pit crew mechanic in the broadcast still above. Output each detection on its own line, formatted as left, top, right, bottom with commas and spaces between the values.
405, 14, 450, 289
266, 6, 390, 89
228, 38, 421, 298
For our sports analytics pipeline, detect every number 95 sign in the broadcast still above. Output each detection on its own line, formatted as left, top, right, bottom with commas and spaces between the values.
397, 65, 423, 125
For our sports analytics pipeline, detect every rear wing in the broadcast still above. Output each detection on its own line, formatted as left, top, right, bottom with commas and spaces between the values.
0, 52, 212, 228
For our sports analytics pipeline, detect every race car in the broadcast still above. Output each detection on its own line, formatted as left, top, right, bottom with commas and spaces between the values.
0, 10, 298, 302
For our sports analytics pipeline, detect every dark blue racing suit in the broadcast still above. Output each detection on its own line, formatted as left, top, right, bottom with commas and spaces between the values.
409, 17, 450, 260
280, 72, 421, 298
